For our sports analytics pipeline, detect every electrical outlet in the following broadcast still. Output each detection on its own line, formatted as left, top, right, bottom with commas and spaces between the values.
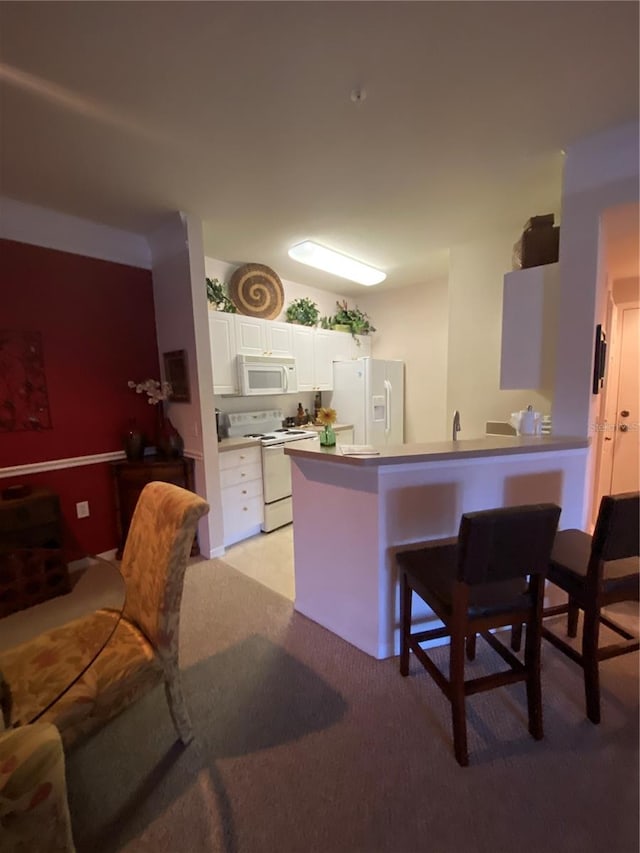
76, 500, 90, 519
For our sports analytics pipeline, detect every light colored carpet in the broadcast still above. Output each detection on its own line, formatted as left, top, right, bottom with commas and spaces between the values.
65, 558, 639, 853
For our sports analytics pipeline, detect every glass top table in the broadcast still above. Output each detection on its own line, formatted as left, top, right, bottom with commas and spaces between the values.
0, 555, 126, 727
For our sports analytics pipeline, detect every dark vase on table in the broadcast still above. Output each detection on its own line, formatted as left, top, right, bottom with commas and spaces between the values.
156, 404, 184, 459
124, 419, 145, 461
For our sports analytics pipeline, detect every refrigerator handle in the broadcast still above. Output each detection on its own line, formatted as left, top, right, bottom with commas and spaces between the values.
384, 379, 391, 434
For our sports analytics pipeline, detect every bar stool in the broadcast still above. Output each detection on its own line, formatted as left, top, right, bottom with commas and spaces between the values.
542, 491, 639, 723
397, 503, 561, 766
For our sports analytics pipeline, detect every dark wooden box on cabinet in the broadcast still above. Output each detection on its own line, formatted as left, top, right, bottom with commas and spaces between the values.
519, 214, 560, 269
110, 456, 199, 559
0, 488, 70, 617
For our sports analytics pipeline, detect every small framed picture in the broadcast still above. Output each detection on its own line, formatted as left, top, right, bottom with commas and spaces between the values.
163, 349, 190, 402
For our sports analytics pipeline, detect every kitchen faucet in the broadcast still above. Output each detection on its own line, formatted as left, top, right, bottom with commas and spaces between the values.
452, 410, 461, 441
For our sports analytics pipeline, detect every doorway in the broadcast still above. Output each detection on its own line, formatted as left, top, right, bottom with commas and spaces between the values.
591, 203, 640, 522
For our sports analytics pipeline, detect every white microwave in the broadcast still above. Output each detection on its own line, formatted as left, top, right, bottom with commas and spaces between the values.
237, 354, 298, 396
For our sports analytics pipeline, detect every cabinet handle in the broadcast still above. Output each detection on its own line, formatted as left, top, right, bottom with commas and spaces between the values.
241, 472, 246, 477
242, 489, 247, 494
239, 455, 245, 460
243, 506, 248, 511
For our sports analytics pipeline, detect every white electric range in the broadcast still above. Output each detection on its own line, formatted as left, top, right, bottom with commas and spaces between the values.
226, 410, 318, 531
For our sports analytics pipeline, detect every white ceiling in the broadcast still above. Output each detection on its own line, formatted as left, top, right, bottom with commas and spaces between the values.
1, 2, 638, 295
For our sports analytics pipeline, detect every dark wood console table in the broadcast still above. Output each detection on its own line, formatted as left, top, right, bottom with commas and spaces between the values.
110, 456, 198, 558
0, 488, 70, 617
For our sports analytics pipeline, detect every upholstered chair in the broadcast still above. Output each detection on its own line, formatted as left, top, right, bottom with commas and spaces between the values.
0, 722, 76, 853
0, 481, 209, 749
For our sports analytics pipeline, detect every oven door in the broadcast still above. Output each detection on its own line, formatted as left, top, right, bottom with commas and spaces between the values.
262, 444, 291, 504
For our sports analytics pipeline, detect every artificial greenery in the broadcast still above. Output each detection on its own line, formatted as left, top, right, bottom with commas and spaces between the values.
285, 297, 320, 326
206, 277, 237, 313
332, 300, 376, 338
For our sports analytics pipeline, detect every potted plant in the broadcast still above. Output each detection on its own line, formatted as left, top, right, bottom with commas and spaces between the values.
331, 300, 376, 341
206, 277, 237, 313
285, 297, 320, 326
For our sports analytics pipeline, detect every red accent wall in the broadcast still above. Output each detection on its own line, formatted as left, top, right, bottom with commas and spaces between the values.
1, 238, 159, 559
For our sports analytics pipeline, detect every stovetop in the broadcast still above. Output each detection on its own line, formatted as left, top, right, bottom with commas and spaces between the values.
226, 409, 317, 446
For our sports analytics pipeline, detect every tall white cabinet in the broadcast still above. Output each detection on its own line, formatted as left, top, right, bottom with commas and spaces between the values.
500, 263, 559, 390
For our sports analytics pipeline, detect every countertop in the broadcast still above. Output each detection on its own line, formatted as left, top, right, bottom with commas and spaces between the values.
304, 423, 353, 433
285, 434, 590, 466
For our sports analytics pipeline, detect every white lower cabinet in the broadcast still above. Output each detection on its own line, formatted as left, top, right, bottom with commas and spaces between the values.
336, 427, 354, 445
220, 446, 264, 546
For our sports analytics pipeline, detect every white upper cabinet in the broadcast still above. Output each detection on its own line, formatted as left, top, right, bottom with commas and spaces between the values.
327, 329, 372, 363
313, 330, 334, 390
291, 326, 336, 392
291, 326, 315, 391
209, 311, 238, 395
500, 263, 559, 390
327, 328, 354, 363
209, 311, 375, 396
352, 334, 372, 358
235, 315, 293, 357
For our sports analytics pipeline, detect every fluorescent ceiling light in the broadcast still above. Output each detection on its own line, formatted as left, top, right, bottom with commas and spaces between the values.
288, 241, 386, 286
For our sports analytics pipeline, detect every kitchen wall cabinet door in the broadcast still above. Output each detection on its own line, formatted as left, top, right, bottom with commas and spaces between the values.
235, 315, 293, 357
313, 330, 334, 390
327, 329, 354, 363
209, 311, 238, 395
500, 262, 559, 390
291, 326, 315, 391
235, 316, 265, 355
267, 321, 293, 357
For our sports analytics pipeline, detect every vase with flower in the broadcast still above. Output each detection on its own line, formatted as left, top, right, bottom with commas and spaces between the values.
128, 378, 184, 459
317, 406, 337, 447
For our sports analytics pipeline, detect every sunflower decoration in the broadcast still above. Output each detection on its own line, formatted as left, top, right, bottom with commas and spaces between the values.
317, 407, 337, 446
317, 407, 337, 426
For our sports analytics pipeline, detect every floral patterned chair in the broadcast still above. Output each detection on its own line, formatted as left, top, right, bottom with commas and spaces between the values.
0, 481, 210, 749
0, 722, 76, 853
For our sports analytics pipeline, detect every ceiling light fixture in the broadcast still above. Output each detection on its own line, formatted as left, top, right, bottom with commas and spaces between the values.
287, 241, 386, 286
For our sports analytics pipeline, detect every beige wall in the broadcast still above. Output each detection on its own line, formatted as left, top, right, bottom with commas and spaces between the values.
360, 278, 449, 443
447, 234, 552, 440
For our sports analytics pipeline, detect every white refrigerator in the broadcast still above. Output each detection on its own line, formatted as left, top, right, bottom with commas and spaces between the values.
331, 358, 404, 446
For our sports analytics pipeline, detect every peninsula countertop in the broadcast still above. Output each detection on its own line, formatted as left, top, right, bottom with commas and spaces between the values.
285, 434, 589, 466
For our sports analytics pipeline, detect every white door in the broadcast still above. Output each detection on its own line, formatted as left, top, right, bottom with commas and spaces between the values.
611, 306, 639, 494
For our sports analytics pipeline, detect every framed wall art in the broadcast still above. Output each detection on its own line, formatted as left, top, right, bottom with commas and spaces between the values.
163, 349, 190, 402
0, 330, 52, 432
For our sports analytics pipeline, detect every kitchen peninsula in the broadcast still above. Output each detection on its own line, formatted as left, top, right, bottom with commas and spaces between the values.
285, 435, 589, 659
